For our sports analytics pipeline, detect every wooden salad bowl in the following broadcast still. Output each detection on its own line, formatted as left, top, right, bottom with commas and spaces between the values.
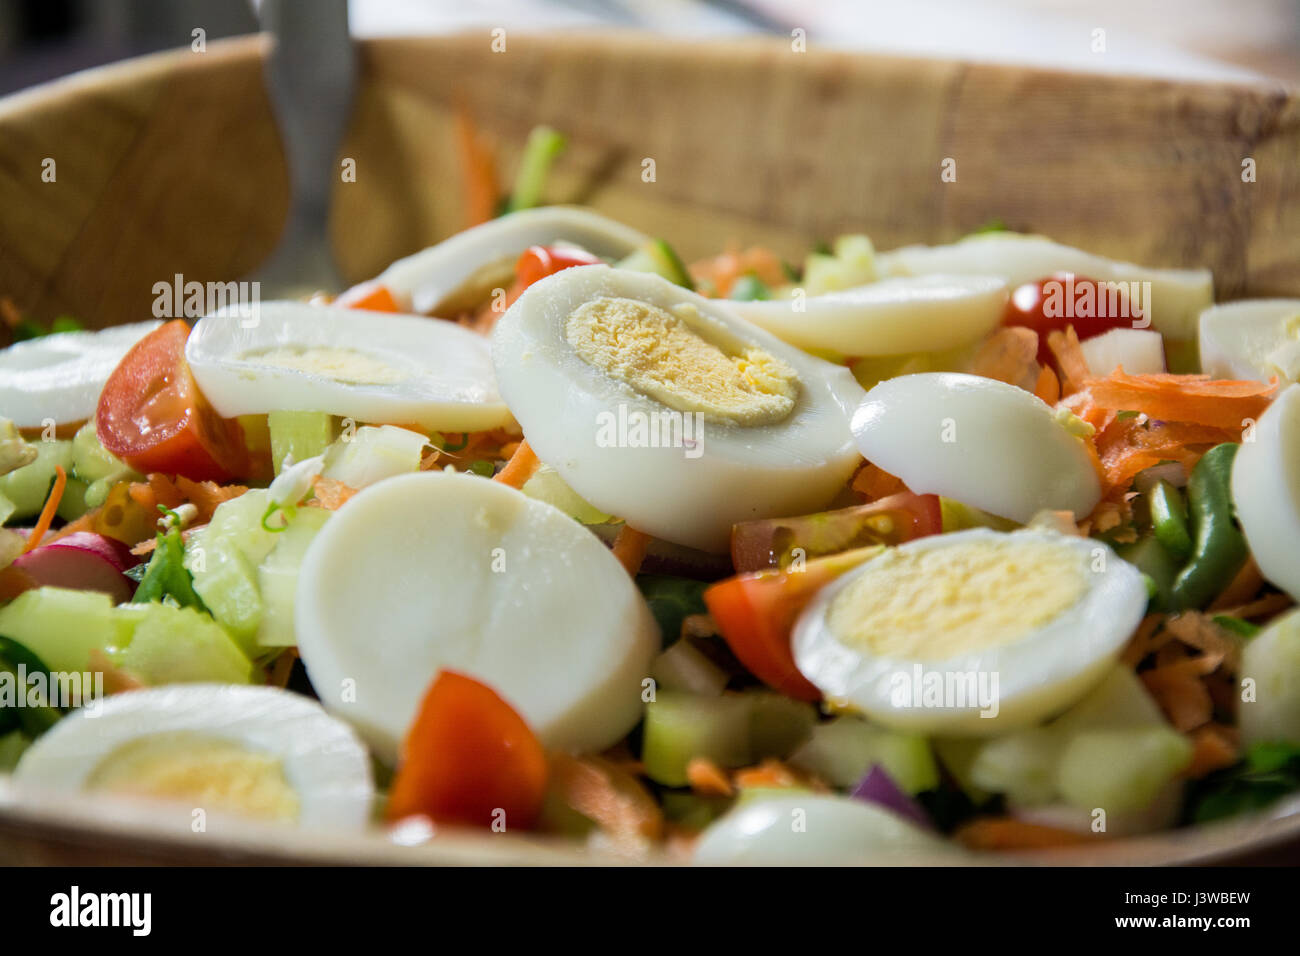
0, 31, 1297, 865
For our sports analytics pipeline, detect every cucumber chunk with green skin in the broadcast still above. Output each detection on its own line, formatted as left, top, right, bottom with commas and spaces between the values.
269, 411, 338, 475
1118, 535, 1180, 611
114, 603, 253, 685
0, 440, 73, 519
967, 727, 1060, 807
521, 463, 612, 524
0, 730, 30, 771
0, 588, 123, 674
188, 538, 263, 649
70, 422, 135, 484
1055, 727, 1193, 814
744, 690, 817, 759
616, 240, 695, 290
642, 691, 751, 786
661, 791, 733, 829
788, 716, 939, 794
256, 506, 331, 648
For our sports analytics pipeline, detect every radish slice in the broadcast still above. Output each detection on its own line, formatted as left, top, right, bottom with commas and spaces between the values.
13, 532, 136, 603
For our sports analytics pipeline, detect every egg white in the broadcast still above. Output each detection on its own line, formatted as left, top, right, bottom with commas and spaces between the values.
792, 529, 1149, 734
1232, 383, 1300, 601
13, 684, 375, 828
490, 265, 866, 552
185, 301, 512, 432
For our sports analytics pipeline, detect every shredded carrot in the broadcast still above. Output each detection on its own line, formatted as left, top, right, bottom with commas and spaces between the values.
686, 757, 735, 797
1208, 557, 1265, 612
1033, 364, 1060, 405
337, 281, 400, 313
44, 511, 95, 545
851, 461, 907, 500
1141, 657, 1214, 732
954, 817, 1097, 851
1120, 613, 1168, 667
455, 106, 499, 229
172, 477, 248, 524
1219, 591, 1294, 622
688, 246, 788, 298
1184, 723, 1240, 779
611, 524, 651, 576
550, 753, 663, 841
310, 476, 358, 511
1078, 370, 1274, 433
269, 649, 299, 689
730, 758, 817, 791
971, 326, 1041, 392
22, 464, 66, 553
1046, 326, 1091, 396
493, 439, 539, 489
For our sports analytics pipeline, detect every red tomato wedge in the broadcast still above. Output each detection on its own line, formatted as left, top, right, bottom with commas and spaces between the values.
95, 320, 248, 482
515, 244, 602, 290
730, 492, 942, 573
1003, 274, 1135, 363
386, 670, 548, 830
704, 546, 883, 701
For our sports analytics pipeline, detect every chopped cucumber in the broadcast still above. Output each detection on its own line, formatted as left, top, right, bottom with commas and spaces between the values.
0, 440, 73, 519
70, 422, 135, 484
651, 639, 729, 696
1056, 727, 1193, 813
801, 234, 877, 295
616, 240, 695, 290
269, 411, 338, 475
0, 588, 123, 674
661, 791, 732, 829
1238, 608, 1300, 747
321, 425, 428, 488
788, 716, 939, 794
503, 125, 567, 213
0, 491, 13, 527
744, 690, 817, 759
728, 274, 771, 301
0, 730, 30, 772
931, 737, 991, 803
55, 476, 89, 521
642, 691, 752, 786
967, 727, 1060, 806
939, 497, 1020, 533
115, 603, 254, 685
521, 463, 611, 524
188, 538, 263, 650
256, 506, 330, 647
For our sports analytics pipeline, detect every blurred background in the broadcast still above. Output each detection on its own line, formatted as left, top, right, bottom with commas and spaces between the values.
0, 0, 1297, 95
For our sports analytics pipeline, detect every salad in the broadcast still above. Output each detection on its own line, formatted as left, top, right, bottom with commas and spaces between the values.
0, 126, 1297, 864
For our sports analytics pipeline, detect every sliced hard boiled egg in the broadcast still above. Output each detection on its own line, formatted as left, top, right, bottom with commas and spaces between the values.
1232, 383, 1300, 601
792, 528, 1148, 734
728, 274, 1007, 356
491, 265, 866, 552
377, 206, 649, 314
693, 794, 953, 865
0, 321, 162, 428
1199, 299, 1300, 387
185, 301, 512, 432
294, 471, 659, 764
876, 233, 1214, 342
13, 684, 374, 828
851, 372, 1101, 523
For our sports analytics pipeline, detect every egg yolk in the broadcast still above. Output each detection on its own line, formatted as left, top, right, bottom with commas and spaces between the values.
565, 296, 799, 426
86, 732, 300, 822
243, 345, 409, 386
827, 538, 1088, 661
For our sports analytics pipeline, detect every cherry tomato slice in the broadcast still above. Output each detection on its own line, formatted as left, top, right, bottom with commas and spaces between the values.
515, 245, 602, 291
704, 546, 882, 701
386, 670, 548, 830
1003, 273, 1135, 363
95, 320, 248, 482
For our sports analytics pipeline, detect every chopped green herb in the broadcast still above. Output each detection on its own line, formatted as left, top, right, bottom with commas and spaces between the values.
1183, 740, 1300, 824
502, 125, 567, 214
728, 274, 772, 302
1212, 615, 1260, 639
132, 523, 206, 610
636, 574, 709, 646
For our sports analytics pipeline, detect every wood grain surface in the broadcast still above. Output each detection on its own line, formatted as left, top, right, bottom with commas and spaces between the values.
0, 31, 1297, 865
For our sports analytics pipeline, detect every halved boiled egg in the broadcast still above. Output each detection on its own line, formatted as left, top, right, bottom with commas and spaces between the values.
376, 206, 649, 314
876, 233, 1214, 342
0, 321, 162, 427
851, 372, 1101, 523
1199, 299, 1300, 387
792, 528, 1148, 734
727, 275, 1007, 356
1232, 383, 1300, 601
294, 471, 659, 764
185, 301, 512, 432
13, 684, 374, 828
490, 265, 866, 552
